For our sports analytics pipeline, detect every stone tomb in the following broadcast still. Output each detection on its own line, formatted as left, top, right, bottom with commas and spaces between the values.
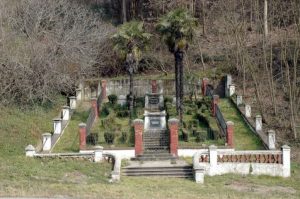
144, 110, 167, 130
145, 93, 164, 111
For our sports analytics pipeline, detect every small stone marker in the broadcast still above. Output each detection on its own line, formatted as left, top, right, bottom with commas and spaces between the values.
255, 115, 262, 132
245, 104, 251, 118
268, 130, 276, 150
229, 85, 235, 96
117, 95, 127, 106
236, 95, 243, 106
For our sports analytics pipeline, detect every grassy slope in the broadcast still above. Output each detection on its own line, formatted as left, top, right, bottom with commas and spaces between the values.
218, 99, 264, 150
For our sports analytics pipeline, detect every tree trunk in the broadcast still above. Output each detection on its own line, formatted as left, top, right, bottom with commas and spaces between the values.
129, 71, 134, 122
264, 0, 268, 37
175, 50, 184, 124
122, 0, 127, 23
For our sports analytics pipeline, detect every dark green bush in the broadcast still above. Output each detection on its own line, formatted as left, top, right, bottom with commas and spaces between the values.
104, 131, 115, 144
86, 133, 98, 145
195, 131, 205, 143
135, 97, 145, 107
116, 110, 129, 118
182, 129, 189, 142
108, 94, 118, 105
100, 104, 110, 117
120, 131, 128, 143
164, 96, 173, 104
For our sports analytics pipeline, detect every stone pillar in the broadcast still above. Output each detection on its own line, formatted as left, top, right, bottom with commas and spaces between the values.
62, 106, 70, 121
229, 84, 235, 96
211, 95, 219, 117
282, 145, 291, 177
209, 145, 218, 176
168, 118, 179, 157
25, 145, 36, 157
134, 119, 144, 156
236, 95, 243, 106
225, 75, 232, 97
226, 121, 234, 148
79, 123, 87, 150
91, 98, 98, 118
69, 96, 76, 110
101, 79, 108, 102
151, 80, 157, 93
94, 146, 104, 162
53, 118, 62, 135
245, 104, 251, 118
76, 89, 82, 101
193, 152, 204, 183
42, 133, 52, 151
268, 130, 276, 150
202, 78, 209, 96
255, 115, 262, 132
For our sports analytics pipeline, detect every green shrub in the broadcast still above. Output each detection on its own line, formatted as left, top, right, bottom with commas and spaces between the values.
195, 131, 205, 143
116, 110, 129, 118
100, 104, 110, 117
181, 129, 189, 142
120, 131, 128, 143
104, 131, 115, 144
108, 94, 118, 105
164, 96, 173, 104
135, 97, 145, 108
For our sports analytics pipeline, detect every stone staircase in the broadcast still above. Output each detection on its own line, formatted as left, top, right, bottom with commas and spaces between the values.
122, 160, 193, 178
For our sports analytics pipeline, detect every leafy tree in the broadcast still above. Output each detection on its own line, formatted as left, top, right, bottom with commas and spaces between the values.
112, 21, 151, 122
156, 9, 197, 123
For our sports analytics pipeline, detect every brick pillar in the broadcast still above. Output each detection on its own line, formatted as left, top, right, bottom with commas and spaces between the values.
91, 98, 98, 118
211, 95, 219, 117
79, 123, 87, 150
226, 121, 234, 148
134, 119, 144, 156
101, 80, 107, 102
202, 78, 209, 96
151, 80, 157, 93
168, 118, 179, 156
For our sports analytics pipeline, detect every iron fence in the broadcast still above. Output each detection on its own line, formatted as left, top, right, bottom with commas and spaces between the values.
215, 105, 227, 136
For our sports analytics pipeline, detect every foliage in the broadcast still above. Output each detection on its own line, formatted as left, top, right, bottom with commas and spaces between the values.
108, 94, 118, 105
112, 21, 152, 62
156, 8, 197, 53
100, 105, 110, 117
120, 131, 128, 143
104, 131, 115, 144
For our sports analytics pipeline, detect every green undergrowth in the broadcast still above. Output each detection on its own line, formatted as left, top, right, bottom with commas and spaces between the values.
218, 99, 264, 150
52, 102, 90, 152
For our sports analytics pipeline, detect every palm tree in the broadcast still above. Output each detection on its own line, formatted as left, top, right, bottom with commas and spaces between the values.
112, 21, 151, 122
156, 9, 197, 124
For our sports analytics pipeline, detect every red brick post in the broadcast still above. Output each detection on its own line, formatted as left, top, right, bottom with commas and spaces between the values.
151, 80, 157, 93
91, 98, 98, 118
79, 123, 87, 150
101, 79, 107, 101
226, 121, 234, 148
134, 119, 144, 156
168, 118, 179, 156
211, 95, 220, 117
202, 78, 209, 96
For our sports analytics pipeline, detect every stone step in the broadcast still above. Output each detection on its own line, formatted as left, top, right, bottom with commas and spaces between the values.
122, 166, 193, 178
143, 146, 169, 150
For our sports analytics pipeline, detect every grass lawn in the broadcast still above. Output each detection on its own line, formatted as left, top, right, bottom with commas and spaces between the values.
218, 99, 264, 150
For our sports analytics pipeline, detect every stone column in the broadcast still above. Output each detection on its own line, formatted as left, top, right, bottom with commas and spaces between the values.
226, 121, 234, 148
168, 118, 179, 157
53, 118, 62, 135
202, 78, 209, 96
209, 145, 218, 176
151, 80, 157, 93
25, 145, 36, 157
225, 74, 232, 97
79, 123, 87, 150
255, 115, 262, 132
193, 152, 204, 183
62, 106, 70, 121
94, 146, 104, 162
236, 95, 243, 106
268, 130, 276, 150
245, 104, 251, 118
229, 84, 235, 96
91, 98, 98, 118
101, 79, 108, 102
42, 133, 52, 151
76, 89, 82, 101
134, 119, 144, 156
211, 95, 219, 117
69, 96, 76, 110
282, 145, 291, 177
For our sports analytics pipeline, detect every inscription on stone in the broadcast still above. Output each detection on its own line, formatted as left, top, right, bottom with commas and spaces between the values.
150, 119, 161, 128
149, 97, 159, 105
